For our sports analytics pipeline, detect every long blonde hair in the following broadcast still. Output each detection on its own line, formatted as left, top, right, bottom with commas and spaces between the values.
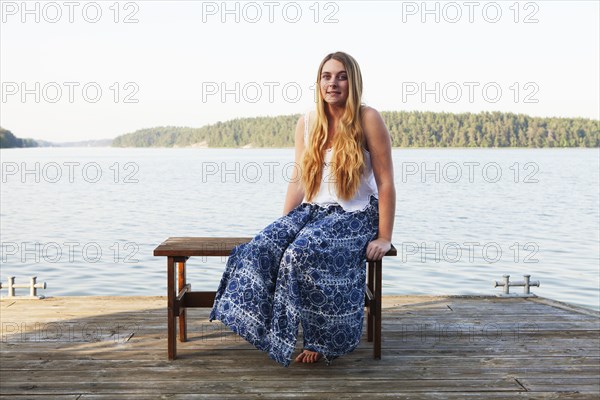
301, 51, 365, 202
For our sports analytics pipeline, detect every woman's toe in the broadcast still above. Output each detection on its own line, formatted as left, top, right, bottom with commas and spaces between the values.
294, 351, 306, 363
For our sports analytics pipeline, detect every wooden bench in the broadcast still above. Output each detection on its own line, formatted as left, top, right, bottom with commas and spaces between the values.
154, 237, 397, 360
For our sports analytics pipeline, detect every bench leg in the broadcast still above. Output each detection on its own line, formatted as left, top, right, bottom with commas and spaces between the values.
177, 259, 188, 342
177, 261, 187, 342
373, 259, 382, 360
367, 260, 374, 343
167, 256, 177, 360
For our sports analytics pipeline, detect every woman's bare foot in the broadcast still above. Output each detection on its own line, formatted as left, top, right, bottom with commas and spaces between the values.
295, 349, 322, 363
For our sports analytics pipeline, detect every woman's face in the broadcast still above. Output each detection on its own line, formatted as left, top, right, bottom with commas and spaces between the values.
320, 59, 349, 107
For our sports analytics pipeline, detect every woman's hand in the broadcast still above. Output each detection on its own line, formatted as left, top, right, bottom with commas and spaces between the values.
366, 238, 392, 261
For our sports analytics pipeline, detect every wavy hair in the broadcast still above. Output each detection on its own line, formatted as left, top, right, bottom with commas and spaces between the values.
301, 51, 365, 202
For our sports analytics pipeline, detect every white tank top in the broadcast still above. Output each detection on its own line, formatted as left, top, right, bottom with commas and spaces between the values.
302, 111, 379, 212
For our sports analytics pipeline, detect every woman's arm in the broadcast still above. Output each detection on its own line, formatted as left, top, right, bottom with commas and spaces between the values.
362, 107, 396, 260
282, 115, 307, 215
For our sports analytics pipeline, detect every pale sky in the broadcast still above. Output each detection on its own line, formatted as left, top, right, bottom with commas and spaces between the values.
1, 0, 599, 142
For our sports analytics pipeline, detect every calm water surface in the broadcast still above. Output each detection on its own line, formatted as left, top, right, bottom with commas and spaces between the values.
1, 147, 598, 311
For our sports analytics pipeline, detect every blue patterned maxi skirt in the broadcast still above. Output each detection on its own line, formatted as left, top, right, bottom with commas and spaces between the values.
209, 194, 379, 367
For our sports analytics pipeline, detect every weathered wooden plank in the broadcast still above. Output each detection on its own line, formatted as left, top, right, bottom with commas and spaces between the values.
2, 356, 598, 370
0, 377, 522, 394
517, 377, 600, 393
2, 315, 597, 333
1, 351, 598, 364
0, 393, 589, 400
1, 365, 598, 382
2, 296, 595, 320
3, 319, 596, 336
2, 341, 599, 358
73, 394, 599, 400
0, 396, 80, 400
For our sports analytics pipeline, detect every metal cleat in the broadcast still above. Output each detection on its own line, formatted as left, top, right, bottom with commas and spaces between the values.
494, 274, 540, 297
0, 276, 47, 299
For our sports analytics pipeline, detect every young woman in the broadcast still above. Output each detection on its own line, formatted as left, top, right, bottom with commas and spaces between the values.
210, 51, 395, 367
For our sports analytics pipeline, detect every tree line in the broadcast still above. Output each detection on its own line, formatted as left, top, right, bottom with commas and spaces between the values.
0, 128, 39, 148
111, 111, 599, 148
3, 111, 598, 149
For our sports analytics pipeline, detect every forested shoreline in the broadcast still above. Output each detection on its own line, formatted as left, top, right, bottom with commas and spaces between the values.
2, 111, 598, 149
0, 128, 39, 148
111, 111, 599, 148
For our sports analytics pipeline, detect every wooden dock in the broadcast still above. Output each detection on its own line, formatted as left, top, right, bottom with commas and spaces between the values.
1, 295, 598, 399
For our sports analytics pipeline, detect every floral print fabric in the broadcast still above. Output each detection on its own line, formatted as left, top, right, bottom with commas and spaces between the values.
210, 194, 379, 366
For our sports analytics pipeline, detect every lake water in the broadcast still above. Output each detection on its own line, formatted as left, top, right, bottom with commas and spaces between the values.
1, 147, 598, 311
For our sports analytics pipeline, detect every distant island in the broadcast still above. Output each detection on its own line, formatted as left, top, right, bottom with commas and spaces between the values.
0, 127, 112, 148
2, 111, 599, 149
112, 111, 599, 148
46, 139, 114, 147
